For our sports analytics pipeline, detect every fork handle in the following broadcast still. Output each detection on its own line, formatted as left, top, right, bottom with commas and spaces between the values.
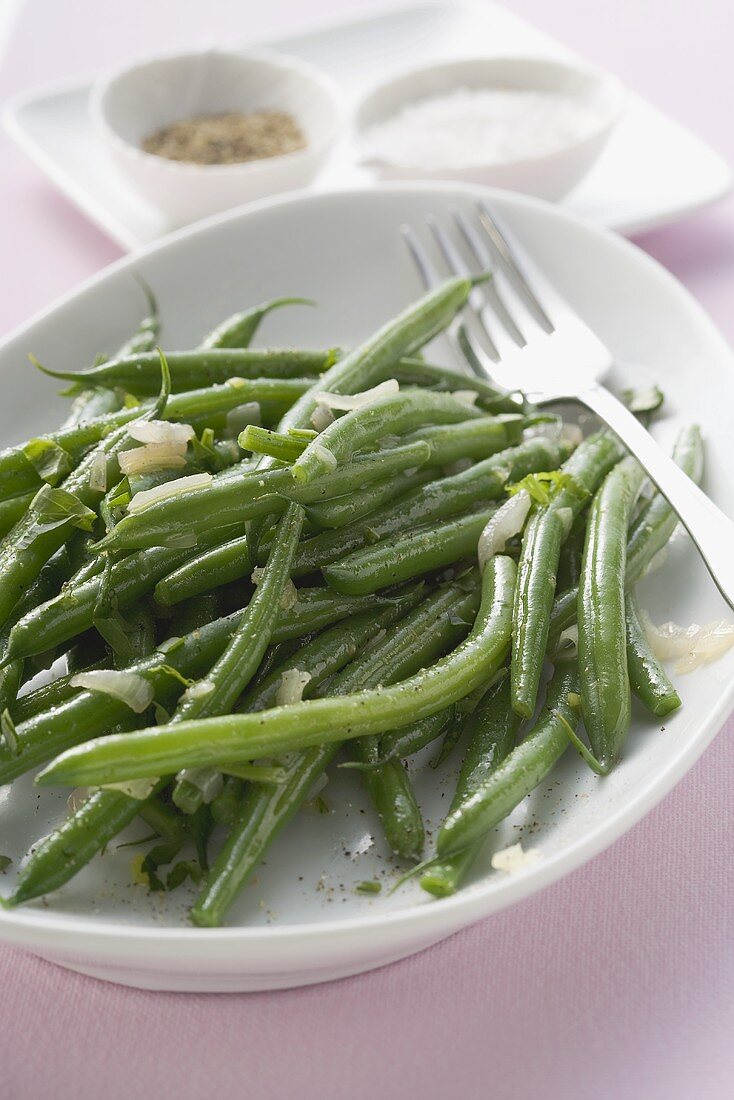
581, 383, 734, 611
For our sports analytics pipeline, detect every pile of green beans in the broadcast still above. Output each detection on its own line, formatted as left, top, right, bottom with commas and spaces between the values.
0, 279, 705, 925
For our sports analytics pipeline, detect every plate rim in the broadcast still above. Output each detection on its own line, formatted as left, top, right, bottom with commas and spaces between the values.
0, 180, 733, 951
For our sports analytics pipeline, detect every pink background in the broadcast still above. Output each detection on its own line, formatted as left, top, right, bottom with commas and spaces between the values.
1, 1, 733, 1096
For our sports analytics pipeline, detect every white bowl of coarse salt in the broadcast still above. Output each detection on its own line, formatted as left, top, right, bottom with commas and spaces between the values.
355, 57, 625, 200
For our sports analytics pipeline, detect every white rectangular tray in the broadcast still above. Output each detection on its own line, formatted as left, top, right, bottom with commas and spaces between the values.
5, 0, 732, 250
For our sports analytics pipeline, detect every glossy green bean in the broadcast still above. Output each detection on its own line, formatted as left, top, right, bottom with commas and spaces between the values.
578, 456, 646, 772
38, 557, 514, 787
293, 434, 571, 577
373, 708, 456, 766
511, 431, 625, 719
393, 359, 520, 413
190, 580, 481, 924
421, 678, 519, 895
405, 415, 525, 466
35, 348, 334, 395
2, 587, 410, 785
323, 507, 495, 595
95, 439, 434, 554
200, 297, 313, 349
548, 426, 704, 647
0, 377, 310, 505
625, 593, 681, 717
2, 780, 167, 907
4, 528, 239, 662
437, 660, 578, 857
0, 492, 35, 538
291, 390, 485, 484
305, 467, 437, 529
172, 503, 304, 812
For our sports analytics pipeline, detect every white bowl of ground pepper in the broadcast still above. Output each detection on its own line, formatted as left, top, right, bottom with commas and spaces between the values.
355, 57, 625, 201
91, 47, 342, 226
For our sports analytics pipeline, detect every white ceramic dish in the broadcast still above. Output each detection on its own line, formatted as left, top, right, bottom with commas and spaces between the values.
0, 183, 733, 992
91, 47, 342, 227
3, 1, 731, 249
355, 56, 624, 199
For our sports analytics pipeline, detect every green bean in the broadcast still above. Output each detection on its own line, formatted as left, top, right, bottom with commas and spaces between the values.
625, 593, 681, 716
4, 529, 240, 662
200, 297, 313, 349
323, 507, 495, 595
172, 503, 304, 812
154, 538, 252, 607
305, 467, 437, 529
34, 348, 335, 395
190, 580, 482, 924
274, 277, 485, 442
275, 440, 433, 503
293, 434, 571, 577
437, 660, 578, 857
2, 586, 414, 785
0, 492, 35, 538
38, 556, 515, 787
0, 546, 75, 713
167, 591, 224, 638
61, 387, 125, 428
578, 457, 646, 772
511, 431, 625, 718
373, 709, 456, 766
393, 359, 520, 413
2, 780, 168, 907
291, 390, 484, 484
626, 426, 704, 585
238, 600, 422, 713
95, 439, 434, 554
239, 425, 307, 463
405, 415, 525, 466
548, 426, 704, 647
0, 377, 310, 506
421, 678, 520, 896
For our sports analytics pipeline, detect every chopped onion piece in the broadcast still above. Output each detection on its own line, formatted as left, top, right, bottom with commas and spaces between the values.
451, 389, 479, 406
101, 777, 159, 800
127, 472, 212, 514
491, 842, 541, 874
119, 443, 187, 475
523, 420, 561, 443
67, 787, 89, 813
250, 567, 265, 586
70, 670, 154, 713
641, 611, 734, 674
313, 378, 399, 412
128, 420, 195, 445
556, 625, 578, 655
310, 405, 335, 432
478, 490, 531, 571
276, 668, 312, 706
175, 767, 223, 803
311, 442, 337, 471
89, 450, 107, 493
280, 579, 298, 611
560, 423, 584, 448
185, 678, 214, 700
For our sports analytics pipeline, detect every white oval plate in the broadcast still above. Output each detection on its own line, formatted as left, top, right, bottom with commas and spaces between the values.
0, 184, 732, 992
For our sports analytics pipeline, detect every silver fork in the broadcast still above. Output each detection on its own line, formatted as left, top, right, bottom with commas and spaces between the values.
403, 200, 734, 611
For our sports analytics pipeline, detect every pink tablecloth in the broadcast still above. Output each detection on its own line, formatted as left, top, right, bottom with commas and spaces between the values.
1, 2, 733, 1096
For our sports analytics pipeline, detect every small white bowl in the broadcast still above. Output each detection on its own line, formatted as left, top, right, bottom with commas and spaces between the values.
91, 47, 342, 226
355, 56, 625, 201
